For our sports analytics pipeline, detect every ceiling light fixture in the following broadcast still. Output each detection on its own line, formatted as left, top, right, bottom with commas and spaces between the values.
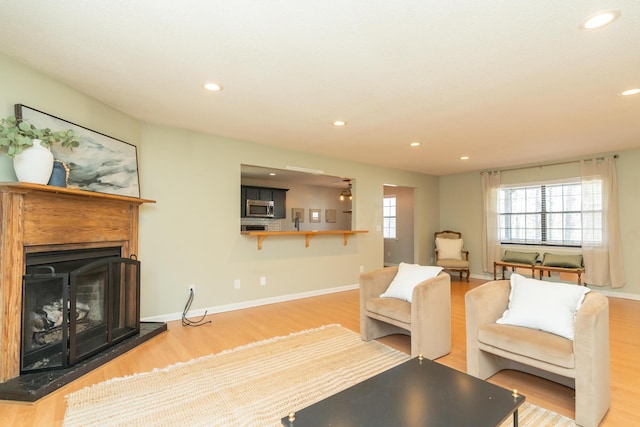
203, 82, 223, 92
339, 179, 352, 201
621, 88, 640, 96
333, 120, 347, 127
460, 156, 470, 160
410, 142, 421, 147
579, 10, 620, 30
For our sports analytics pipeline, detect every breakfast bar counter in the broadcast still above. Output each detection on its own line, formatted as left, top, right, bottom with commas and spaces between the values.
242, 230, 368, 250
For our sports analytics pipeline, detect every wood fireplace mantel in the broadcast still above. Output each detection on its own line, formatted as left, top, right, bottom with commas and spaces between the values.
0, 183, 155, 382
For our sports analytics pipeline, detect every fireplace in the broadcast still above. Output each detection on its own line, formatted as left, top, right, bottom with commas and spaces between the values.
0, 183, 166, 401
22, 247, 139, 373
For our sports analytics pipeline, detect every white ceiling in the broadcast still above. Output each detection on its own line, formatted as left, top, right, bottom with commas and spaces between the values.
1, 1, 639, 176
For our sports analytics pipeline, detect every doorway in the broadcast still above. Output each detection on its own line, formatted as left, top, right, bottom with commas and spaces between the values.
383, 185, 415, 266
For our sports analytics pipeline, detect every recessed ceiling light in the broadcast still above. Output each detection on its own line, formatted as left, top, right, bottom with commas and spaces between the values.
410, 142, 421, 147
203, 82, 223, 92
333, 120, 347, 127
621, 88, 640, 96
579, 10, 620, 30
460, 156, 470, 160
269, 172, 276, 176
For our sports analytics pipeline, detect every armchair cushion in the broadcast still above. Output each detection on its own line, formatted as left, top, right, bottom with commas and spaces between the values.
380, 262, 443, 302
496, 274, 590, 340
436, 259, 469, 269
365, 297, 411, 324
478, 323, 575, 369
435, 237, 463, 260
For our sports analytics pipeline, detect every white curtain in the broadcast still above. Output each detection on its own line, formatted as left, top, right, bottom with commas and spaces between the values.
580, 157, 625, 287
481, 171, 501, 273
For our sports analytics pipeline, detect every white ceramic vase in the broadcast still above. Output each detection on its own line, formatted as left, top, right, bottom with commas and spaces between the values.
13, 139, 54, 184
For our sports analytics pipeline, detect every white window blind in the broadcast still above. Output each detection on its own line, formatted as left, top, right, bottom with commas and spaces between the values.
383, 196, 396, 239
499, 181, 602, 246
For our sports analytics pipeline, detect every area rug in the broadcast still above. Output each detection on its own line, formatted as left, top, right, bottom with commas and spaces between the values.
503, 402, 575, 427
63, 324, 574, 426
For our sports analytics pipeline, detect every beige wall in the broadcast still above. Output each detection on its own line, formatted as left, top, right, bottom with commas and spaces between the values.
439, 153, 640, 298
137, 123, 440, 318
0, 53, 440, 319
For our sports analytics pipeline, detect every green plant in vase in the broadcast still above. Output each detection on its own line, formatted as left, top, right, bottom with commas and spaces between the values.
0, 115, 80, 184
0, 115, 80, 158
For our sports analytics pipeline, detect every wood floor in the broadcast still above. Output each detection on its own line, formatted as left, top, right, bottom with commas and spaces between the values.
0, 277, 638, 426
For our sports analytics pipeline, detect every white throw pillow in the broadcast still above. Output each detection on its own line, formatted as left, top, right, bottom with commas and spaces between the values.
380, 262, 443, 303
435, 238, 463, 260
496, 274, 590, 340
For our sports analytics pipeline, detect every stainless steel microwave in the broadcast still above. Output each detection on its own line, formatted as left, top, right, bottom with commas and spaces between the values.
246, 199, 274, 218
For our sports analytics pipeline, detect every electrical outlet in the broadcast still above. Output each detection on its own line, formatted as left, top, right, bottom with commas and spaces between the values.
260, 276, 266, 286
359, 265, 364, 273
188, 284, 196, 294
234, 279, 241, 289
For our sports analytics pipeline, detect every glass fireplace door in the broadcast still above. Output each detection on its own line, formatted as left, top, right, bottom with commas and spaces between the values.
110, 258, 140, 342
21, 271, 70, 373
69, 257, 140, 366
69, 258, 110, 365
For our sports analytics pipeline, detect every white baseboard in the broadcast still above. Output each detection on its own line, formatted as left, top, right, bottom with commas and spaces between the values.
593, 289, 640, 301
141, 283, 360, 323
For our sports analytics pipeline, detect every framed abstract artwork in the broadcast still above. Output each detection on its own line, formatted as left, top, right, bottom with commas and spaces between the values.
15, 104, 141, 198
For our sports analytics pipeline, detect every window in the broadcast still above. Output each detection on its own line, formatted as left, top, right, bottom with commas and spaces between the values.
499, 181, 602, 246
383, 196, 396, 239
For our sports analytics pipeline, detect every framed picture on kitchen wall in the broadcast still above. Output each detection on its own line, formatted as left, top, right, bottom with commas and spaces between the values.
325, 209, 336, 223
309, 208, 321, 223
15, 104, 141, 198
292, 208, 304, 223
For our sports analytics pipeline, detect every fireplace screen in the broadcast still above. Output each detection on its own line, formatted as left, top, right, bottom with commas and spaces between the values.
21, 248, 140, 373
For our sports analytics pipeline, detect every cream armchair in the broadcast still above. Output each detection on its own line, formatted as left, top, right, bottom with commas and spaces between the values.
434, 230, 470, 281
465, 280, 610, 427
359, 266, 451, 359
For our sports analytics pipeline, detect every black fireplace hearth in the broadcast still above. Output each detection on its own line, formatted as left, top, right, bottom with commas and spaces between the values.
0, 322, 166, 401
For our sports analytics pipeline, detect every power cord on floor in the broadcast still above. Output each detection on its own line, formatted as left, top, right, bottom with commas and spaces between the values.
182, 288, 212, 327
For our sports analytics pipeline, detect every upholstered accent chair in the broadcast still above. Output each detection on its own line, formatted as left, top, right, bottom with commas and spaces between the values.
359, 266, 451, 359
434, 230, 470, 281
465, 280, 610, 427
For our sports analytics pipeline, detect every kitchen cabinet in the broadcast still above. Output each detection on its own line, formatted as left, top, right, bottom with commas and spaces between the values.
272, 189, 286, 218
244, 187, 273, 201
241, 185, 288, 218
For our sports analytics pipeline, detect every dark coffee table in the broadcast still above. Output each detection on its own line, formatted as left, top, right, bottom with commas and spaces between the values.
282, 356, 525, 427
